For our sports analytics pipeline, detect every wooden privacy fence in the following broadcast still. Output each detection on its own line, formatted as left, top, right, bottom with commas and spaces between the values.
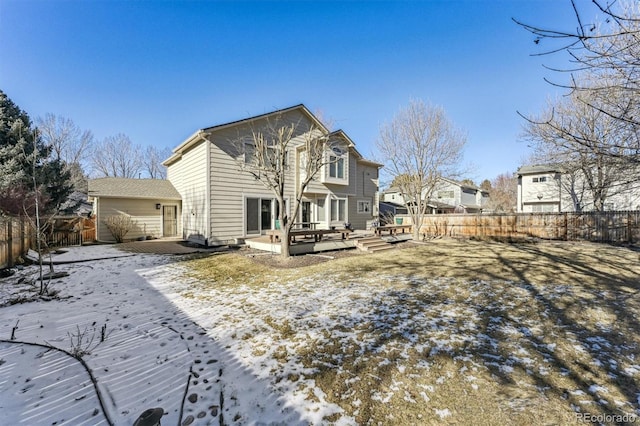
0, 216, 32, 269
398, 211, 640, 243
1, 216, 96, 269
43, 216, 96, 248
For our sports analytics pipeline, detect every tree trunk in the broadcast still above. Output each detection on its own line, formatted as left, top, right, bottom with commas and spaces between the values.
412, 219, 421, 241
280, 233, 290, 257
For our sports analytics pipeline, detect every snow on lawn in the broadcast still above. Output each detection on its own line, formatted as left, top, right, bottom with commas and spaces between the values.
2, 245, 640, 425
143, 258, 640, 424
1, 246, 226, 426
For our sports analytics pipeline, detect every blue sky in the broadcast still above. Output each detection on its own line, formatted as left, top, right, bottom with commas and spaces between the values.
1, 0, 587, 185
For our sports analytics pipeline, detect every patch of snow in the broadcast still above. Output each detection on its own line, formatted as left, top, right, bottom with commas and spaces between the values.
589, 384, 609, 394
435, 408, 452, 419
419, 384, 435, 393
624, 365, 640, 375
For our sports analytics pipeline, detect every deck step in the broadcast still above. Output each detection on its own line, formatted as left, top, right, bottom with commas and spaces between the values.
367, 244, 395, 252
354, 236, 394, 253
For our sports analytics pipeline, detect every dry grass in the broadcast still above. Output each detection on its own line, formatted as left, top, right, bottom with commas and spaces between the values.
179, 239, 640, 424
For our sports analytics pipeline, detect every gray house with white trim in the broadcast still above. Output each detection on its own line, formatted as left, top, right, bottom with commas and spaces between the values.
163, 104, 381, 246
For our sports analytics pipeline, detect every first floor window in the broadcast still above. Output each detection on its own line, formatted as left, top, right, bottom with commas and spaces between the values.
331, 198, 346, 221
357, 200, 371, 214
531, 203, 557, 213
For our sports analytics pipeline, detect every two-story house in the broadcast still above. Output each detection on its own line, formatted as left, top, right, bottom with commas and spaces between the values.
163, 104, 381, 246
382, 177, 489, 214
516, 164, 640, 212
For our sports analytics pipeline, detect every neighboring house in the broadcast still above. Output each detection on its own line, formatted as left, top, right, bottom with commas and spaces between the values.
382, 178, 489, 214
379, 201, 408, 220
59, 191, 93, 216
516, 164, 640, 212
163, 104, 381, 246
88, 178, 182, 242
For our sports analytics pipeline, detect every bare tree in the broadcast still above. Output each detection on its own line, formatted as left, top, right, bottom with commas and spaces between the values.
515, 0, 640, 164
36, 114, 93, 165
376, 99, 467, 240
234, 115, 333, 258
91, 134, 143, 178
486, 173, 517, 213
522, 91, 633, 211
36, 114, 93, 192
143, 146, 171, 179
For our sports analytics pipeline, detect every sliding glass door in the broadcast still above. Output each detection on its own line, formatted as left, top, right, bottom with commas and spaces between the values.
246, 197, 277, 235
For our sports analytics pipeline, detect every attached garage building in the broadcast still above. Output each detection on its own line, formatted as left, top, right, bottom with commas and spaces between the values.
88, 178, 182, 242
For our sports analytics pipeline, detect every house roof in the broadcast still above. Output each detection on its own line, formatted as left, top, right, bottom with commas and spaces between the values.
425, 200, 457, 210
163, 104, 382, 168
202, 104, 328, 135
379, 201, 407, 208
517, 164, 562, 175
88, 178, 181, 200
438, 177, 481, 191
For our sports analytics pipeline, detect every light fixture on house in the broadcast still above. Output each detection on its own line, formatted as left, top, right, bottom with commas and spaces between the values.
155, 203, 161, 210
537, 194, 543, 200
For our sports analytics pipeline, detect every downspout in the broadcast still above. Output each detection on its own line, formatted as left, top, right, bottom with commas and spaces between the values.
557, 172, 562, 212
201, 131, 212, 246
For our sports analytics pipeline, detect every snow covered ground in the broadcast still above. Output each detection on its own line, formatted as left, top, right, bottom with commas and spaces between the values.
1, 244, 639, 425
0, 246, 225, 425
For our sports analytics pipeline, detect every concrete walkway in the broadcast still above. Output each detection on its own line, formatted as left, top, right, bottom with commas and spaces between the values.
41, 239, 214, 265
115, 238, 214, 255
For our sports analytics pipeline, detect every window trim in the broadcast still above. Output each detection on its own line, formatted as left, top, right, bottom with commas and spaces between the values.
357, 199, 371, 214
329, 155, 345, 179
330, 198, 347, 222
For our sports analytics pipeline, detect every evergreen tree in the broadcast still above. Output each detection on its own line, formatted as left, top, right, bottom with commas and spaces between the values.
0, 90, 72, 215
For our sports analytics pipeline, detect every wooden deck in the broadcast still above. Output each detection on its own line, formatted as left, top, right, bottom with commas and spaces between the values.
247, 230, 360, 255
265, 228, 352, 243
374, 224, 413, 236
246, 229, 414, 255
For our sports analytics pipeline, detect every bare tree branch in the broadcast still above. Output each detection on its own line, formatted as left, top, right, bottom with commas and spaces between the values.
232, 114, 334, 257
375, 99, 467, 240
91, 134, 143, 178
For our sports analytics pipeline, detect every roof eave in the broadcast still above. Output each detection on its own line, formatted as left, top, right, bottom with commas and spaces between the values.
203, 104, 329, 136
89, 194, 182, 201
163, 130, 207, 165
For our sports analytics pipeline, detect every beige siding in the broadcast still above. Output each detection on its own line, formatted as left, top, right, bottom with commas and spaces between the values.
167, 108, 380, 243
167, 140, 209, 244
206, 111, 309, 243
96, 198, 180, 242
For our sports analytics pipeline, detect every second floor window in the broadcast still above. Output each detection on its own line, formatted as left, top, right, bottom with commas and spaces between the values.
329, 155, 345, 179
438, 190, 454, 199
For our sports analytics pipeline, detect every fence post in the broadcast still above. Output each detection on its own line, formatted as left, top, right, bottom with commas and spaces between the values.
628, 211, 633, 244
7, 219, 13, 268
563, 212, 568, 241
